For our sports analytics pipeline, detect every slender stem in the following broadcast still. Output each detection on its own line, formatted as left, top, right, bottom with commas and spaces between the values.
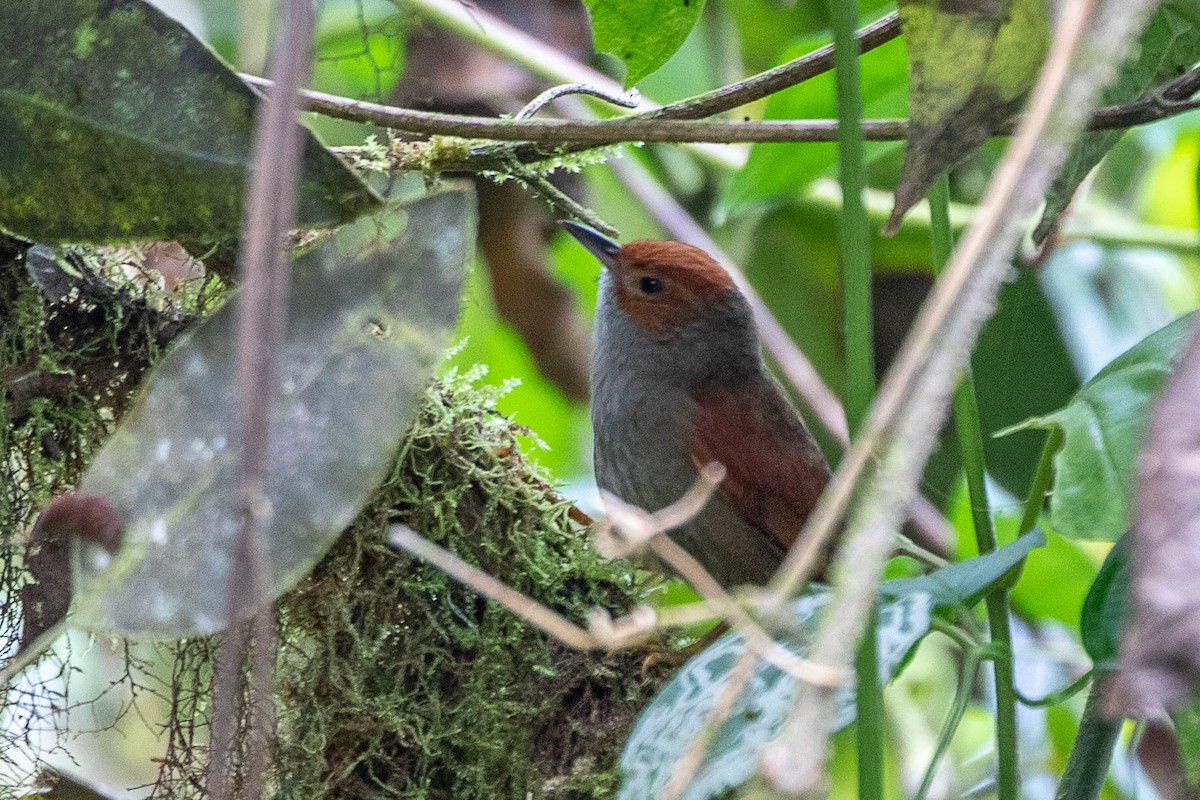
1054, 671, 1121, 800
1015, 669, 1093, 707
915, 652, 983, 800
931, 175, 1020, 800
824, 0, 881, 797
1020, 427, 1064, 535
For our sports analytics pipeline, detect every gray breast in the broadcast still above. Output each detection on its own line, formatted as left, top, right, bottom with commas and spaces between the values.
589, 289, 783, 587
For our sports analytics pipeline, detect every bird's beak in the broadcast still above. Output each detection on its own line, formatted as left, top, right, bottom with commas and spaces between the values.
558, 220, 621, 271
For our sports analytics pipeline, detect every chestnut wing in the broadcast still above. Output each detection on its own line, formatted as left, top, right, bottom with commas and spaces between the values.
689, 380, 831, 551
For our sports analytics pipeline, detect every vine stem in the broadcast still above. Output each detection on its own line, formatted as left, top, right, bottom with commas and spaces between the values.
930, 174, 1020, 800
823, 0, 882, 798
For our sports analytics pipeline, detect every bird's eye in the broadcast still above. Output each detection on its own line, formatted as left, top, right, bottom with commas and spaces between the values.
639, 276, 664, 295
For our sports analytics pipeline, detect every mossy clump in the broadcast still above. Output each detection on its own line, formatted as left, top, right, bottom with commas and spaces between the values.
2, 236, 663, 798
265, 368, 660, 799
142, 370, 665, 800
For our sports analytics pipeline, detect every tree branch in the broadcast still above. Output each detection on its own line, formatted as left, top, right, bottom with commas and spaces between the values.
243, 69, 1200, 154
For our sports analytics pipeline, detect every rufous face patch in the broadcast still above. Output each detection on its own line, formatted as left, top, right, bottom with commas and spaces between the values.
611, 240, 736, 335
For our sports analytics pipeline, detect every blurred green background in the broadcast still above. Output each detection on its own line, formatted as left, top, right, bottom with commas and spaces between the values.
36, 0, 1200, 796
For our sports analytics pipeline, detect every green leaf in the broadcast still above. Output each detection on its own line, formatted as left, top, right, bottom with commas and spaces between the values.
618, 591, 932, 800
1080, 534, 1129, 668
1172, 693, 1200, 785
887, 0, 1049, 233
584, 0, 707, 86
1007, 312, 1196, 541
973, 266, 1080, 499
69, 187, 474, 637
0, 0, 379, 245
881, 528, 1046, 610
721, 34, 908, 217
1035, 5, 1200, 242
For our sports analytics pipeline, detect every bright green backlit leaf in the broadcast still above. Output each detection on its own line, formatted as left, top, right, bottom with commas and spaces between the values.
722, 35, 908, 217
0, 0, 379, 245
585, 0, 707, 86
69, 187, 473, 637
1006, 312, 1196, 541
888, 0, 1049, 233
1035, 4, 1200, 242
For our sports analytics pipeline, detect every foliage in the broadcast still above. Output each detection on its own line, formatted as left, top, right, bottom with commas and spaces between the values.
584, 0, 708, 87
71, 189, 471, 637
3, 0, 1200, 796
888, 0, 1047, 231
0, 0, 378, 248
1036, 2, 1200, 241
1010, 312, 1196, 542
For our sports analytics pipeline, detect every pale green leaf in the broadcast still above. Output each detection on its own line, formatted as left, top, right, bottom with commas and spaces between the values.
888, 0, 1049, 233
585, 0, 707, 86
1006, 312, 1196, 541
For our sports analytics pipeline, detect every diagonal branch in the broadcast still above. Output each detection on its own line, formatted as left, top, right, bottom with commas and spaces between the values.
750, 0, 1160, 793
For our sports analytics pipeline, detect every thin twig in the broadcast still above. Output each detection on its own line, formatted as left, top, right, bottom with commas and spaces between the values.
514, 83, 640, 120
389, 524, 602, 650
663, 649, 760, 800
391, 466, 844, 686
207, 0, 315, 797
240, 69, 1200, 150
600, 483, 845, 686
755, 0, 1158, 792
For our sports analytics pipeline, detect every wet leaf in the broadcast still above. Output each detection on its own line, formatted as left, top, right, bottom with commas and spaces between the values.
1107, 316, 1200, 717
1035, 5, 1200, 242
887, 0, 1049, 234
1006, 312, 1196, 542
0, 0, 379, 245
881, 527, 1045, 610
584, 0, 707, 86
1080, 534, 1129, 668
618, 591, 932, 800
69, 187, 474, 637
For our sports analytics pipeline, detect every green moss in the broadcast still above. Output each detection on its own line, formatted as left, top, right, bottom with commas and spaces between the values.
2, 239, 664, 798
266, 368, 660, 799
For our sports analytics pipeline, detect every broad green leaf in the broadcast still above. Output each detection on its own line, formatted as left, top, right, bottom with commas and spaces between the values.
1035, 5, 1200, 242
0, 0, 379, 245
722, 35, 909, 217
887, 0, 1049, 233
584, 0, 707, 86
618, 591, 932, 800
1008, 312, 1196, 541
881, 528, 1045, 609
973, 266, 1079, 498
69, 187, 473, 637
1080, 535, 1129, 667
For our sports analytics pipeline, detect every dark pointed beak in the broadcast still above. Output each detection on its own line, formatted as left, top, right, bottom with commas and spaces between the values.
557, 220, 621, 271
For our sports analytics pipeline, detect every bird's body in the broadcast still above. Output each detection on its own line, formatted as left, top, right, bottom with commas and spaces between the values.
563, 223, 833, 588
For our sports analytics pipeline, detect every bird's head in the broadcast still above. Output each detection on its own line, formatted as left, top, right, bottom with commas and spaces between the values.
559, 221, 737, 336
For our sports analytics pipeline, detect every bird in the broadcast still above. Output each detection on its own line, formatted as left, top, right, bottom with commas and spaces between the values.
560, 221, 835, 589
